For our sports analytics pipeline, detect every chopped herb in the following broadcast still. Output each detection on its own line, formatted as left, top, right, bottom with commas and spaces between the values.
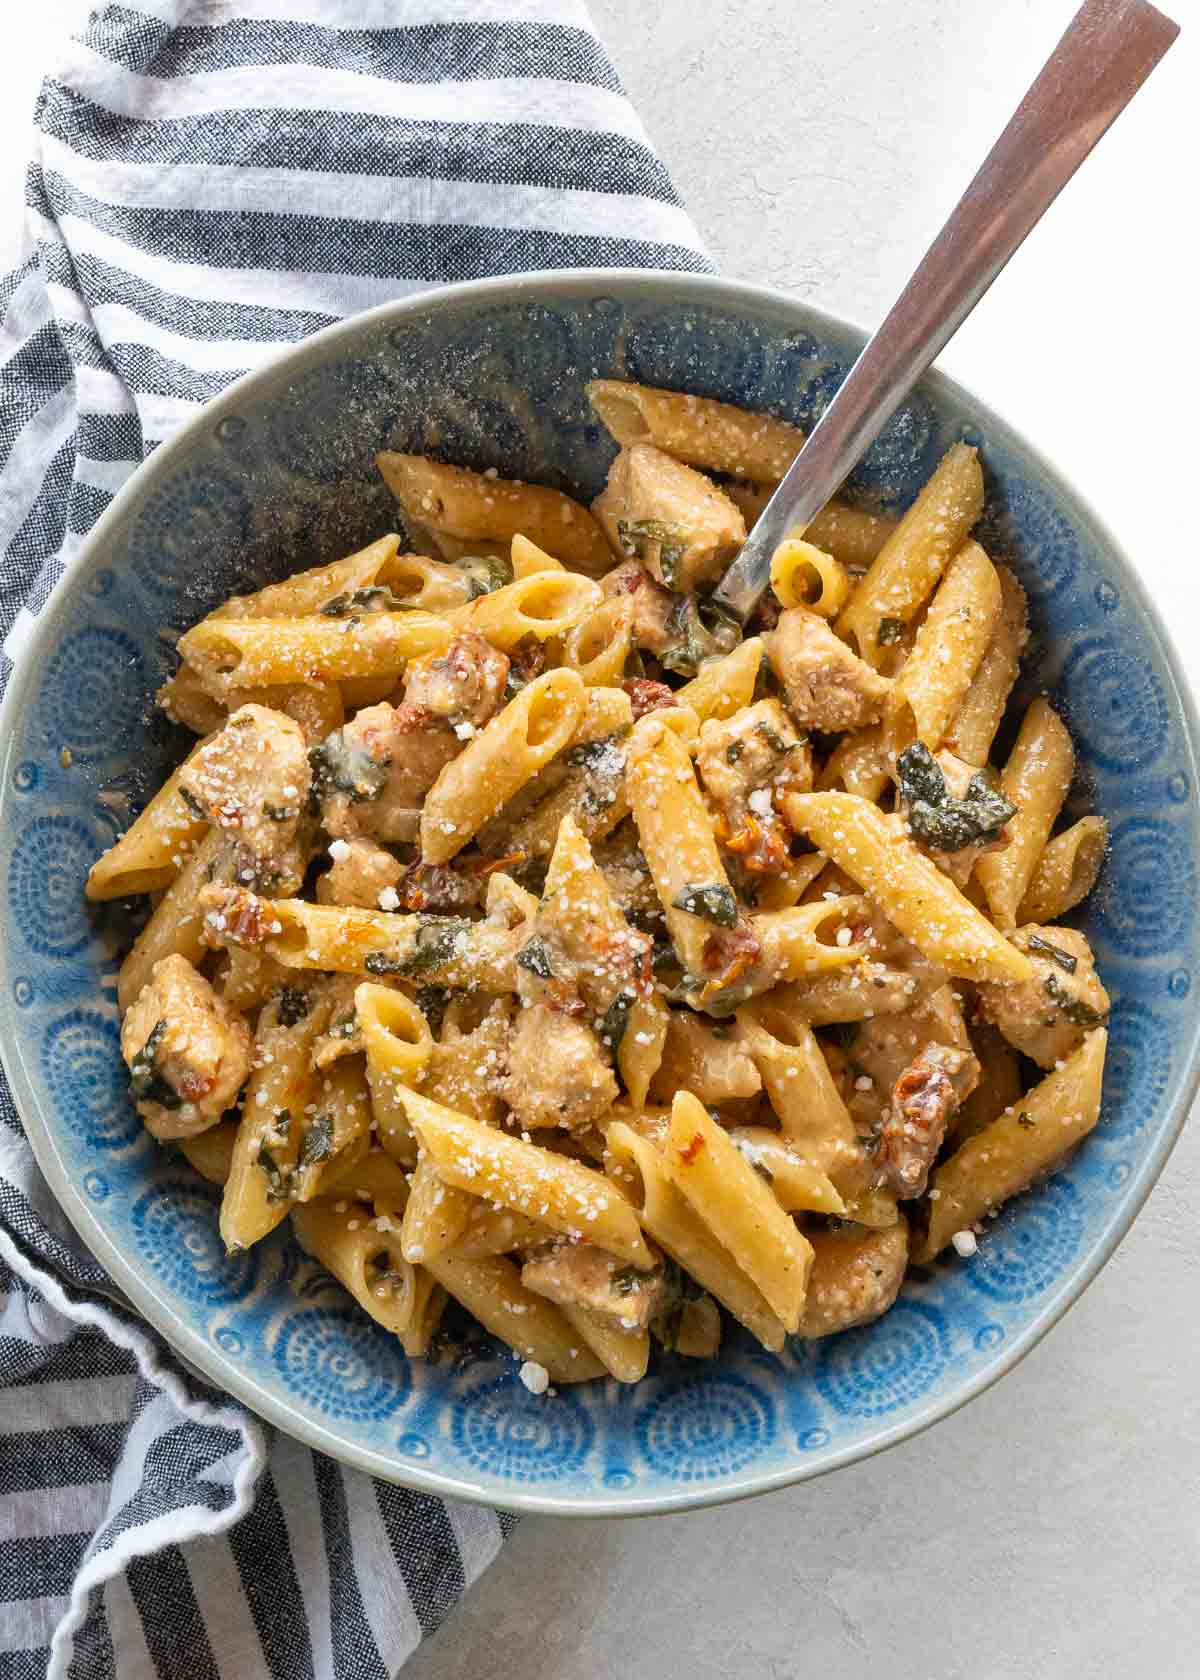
725, 739, 745, 765
1027, 934, 1078, 974
1017, 1111, 1036, 1129
257, 1143, 292, 1201
650, 936, 678, 977
672, 882, 739, 928
579, 784, 617, 818
516, 935, 554, 980
599, 988, 635, 1051
1044, 974, 1106, 1026
367, 916, 468, 979
300, 1113, 334, 1166
309, 732, 390, 804
565, 729, 630, 772
456, 553, 513, 599
319, 585, 416, 617
750, 1158, 775, 1185
262, 803, 297, 822
617, 518, 689, 589
897, 742, 1017, 852
129, 1020, 182, 1109
877, 616, 905, 645
272, 1109, 292, 1138
660, 592, 741, 678
755, 723, 788, 753
415, 985, 449, 1038
178, 784, 207, 821
277, 987, 309, 1027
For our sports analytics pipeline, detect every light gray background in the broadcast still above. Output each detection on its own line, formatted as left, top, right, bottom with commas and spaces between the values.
2, 3, 1197, 1676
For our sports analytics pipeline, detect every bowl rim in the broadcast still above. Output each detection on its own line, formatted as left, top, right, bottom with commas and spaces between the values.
2, 265, 1198, 1518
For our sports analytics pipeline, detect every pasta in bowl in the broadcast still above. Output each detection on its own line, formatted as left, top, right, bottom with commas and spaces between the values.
2, 272, 1196, 1513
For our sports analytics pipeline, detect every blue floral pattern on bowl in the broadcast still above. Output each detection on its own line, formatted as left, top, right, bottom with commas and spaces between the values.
1, 273, 1197, 1515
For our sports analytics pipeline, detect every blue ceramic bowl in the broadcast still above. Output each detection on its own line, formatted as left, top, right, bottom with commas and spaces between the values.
2, 272, 1197, 1516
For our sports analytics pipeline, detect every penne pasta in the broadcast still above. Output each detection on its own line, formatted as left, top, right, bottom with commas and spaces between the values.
837, 442, 984, 667
87, 737, 212, 901
783, 792, 1035, 983
378, 451, 612, 576
291, 1198, 442, 1355
449, 570, 602, 649
587, 379, 806, 483
403, 1088, 655, 1269
421, 668, 587, 864
917, 1030, 1107, 1261
770, 536, 851, 618
673, 636, 763, 722
210, 535, 402, 622
561, 595, 636, 687
974, 698, 1074, 929
400, 1152, 475, 1264
177, 609, 452, 696
117, 828, 225, 1012
946, 564, 1029, 765
1017, 814, 1108, 923
884, 541, 1001, 755
424, 1251, 606, 1382
663, 1094, 813, 1334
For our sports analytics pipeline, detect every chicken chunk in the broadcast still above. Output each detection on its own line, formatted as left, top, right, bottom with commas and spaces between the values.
400, 630, 509, 728
697, 699, 813, 874
842, 984, 978, 1139
316, 837, 404, 909
768, 607, 891, 733
314, 701, 458, 845
878, 1043, 970, 1197
178, 703, 310, 888
600, 559, 678, 656
593, 443, 745, 592
796, 1218, 909, 1337
500, 1001, 618, 1131
522, 1239, 667, 1331
120, 954, 251, 1139
975, 925, 1109, 1068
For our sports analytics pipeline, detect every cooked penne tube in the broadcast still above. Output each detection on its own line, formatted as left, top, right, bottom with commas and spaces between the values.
625, 712, 743, 978
377, 451, 612, 575
561, 595, 635, 687
726, 1128, 846, 1215
205, 895, 525, 993
511, 533, 566, 577
179, 1120, 238, 1185
424, 1251, 606, 1382
586, 379, 806, 483
421, 668, 587, 864
783, 792, 1034, 983
355, 983, 435, 1165
117, 829, 225, 1012
560, 1305, 650, 1385
291, 1055, 372, 1203
770, 967, 923, 1024
400, 1152, 475, 1264
1017, 814, 1108, 923
403, 1089, 655, 1269
378, 549, 481, 611
292, 1198, 441, 1354
87, 738, 212, 901
218, 946, 294, 1013
749, 897, 870, 985
917, 1029, 1107, 1261
725, 483, 898, 570
540, 813, 666, 1106
450, 570, 601, 649
604, 1121, 786, 1350
770, 537, 851, 618
664, 1094, 812, 1334
158, 665, 229, 733
947, 564, 1029, 765
884, 541, 1001, 755
177, 609, 452, 696
325, 1147, 413, 1212
734, 1002, 864, 1185
674, 636, 763, 722
652, 1011, 762, 1106
421, 999, 511, 1127
816, 725, 890, 802
451, 1205, 551, 1259
837, 443, 984, 667
210, 535, 402, 621
975, 698, 1074, 929
220, 984, 333, 1252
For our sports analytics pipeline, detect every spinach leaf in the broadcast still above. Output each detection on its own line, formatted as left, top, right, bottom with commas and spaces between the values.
309, 732, 390, 804
1027, 934, 1078, 974
515, 935, 554, 980
671, 882, 739, 928
129, 1020, 183, 1110
616, 518, 689, 589
277, 987, 309, 1027
897, 743, 1017, 852
319, 585, 416, 617
599, 988, 635, 1051
300, 1113, 334, 1166
1044, 974, 1106, 1026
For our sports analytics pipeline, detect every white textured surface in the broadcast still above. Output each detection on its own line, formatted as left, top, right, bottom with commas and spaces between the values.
1, 3, 1197, 1675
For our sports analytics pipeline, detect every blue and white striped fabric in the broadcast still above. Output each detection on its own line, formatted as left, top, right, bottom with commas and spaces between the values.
0, 5, 709, 1674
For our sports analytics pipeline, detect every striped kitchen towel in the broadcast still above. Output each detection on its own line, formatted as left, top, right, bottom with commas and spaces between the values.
0, 4, 710, 1676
